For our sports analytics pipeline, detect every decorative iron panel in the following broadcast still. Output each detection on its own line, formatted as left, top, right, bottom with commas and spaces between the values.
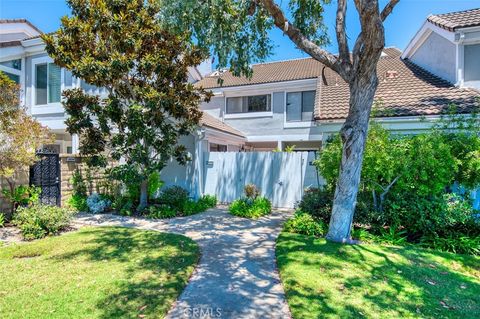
30, 150, 61, 206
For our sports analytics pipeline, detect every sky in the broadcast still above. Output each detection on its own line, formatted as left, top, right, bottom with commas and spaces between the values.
1, 0, 479, 62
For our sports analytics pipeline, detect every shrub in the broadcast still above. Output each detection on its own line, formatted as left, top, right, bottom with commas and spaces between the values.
86, 193, 111, 214
244, 184, 260, 199
198, 194, 217, 209
13, 204, 74, 240
420, 234, 480, 256
283, 212, 326, 237
147, 205, 177, 219
229, 197, 271, 219
383, 193, 477, 239
2, 185, 41, 210
156, 186, 190, 211
71, 169, 87, 197
112, 196, 136, 216
296, 188, 333, 223
66, 194, 88, 212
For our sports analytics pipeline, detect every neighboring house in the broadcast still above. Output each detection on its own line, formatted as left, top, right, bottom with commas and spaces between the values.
0, 19, 244, 155
403, 8, 480, 90
195, 47, 479, 152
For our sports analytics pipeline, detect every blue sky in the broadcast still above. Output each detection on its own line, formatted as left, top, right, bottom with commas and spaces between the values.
1, 0, 479, 62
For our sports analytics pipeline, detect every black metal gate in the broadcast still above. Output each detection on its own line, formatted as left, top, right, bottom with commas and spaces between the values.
30, 150, 61, 206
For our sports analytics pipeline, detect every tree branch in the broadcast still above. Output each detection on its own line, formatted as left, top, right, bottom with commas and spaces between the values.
259, 0, 351, 81
380, 0, 400, 21
336, 0, 350, 64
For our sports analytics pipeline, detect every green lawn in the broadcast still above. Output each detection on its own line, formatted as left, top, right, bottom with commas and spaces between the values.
276, 232, 480, 319
0, 227, 199, 319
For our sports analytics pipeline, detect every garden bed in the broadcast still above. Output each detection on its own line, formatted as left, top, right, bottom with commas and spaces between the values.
0, 227, 199, 318
276, 232, 480, 319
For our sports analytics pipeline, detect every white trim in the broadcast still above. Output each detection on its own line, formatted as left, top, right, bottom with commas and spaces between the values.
224, 93, 274, 119
246, 134, 323, 142
30, 56, 64, 114
402, 21, 456, 59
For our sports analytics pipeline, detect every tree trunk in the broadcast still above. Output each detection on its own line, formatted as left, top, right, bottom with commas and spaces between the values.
326, 73, 379, 243
137, 179, 148, 213
6, 177, 16, 220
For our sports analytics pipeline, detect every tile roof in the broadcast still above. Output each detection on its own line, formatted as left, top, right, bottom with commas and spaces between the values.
196, 47, 479, 121
316, 48, 480, 121
195, 57, 323, 89
427, 8, 480, 31
0, 19, 43, 36
201, 112, 245, 138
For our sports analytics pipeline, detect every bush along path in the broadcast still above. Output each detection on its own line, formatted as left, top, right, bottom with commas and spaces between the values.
74, 207, 293, 319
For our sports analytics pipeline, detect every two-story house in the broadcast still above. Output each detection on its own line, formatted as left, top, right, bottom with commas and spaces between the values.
403, 9, 480, 90
0, 19, 246, 155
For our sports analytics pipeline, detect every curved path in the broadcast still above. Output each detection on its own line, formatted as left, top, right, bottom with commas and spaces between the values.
74, 208, 293, 319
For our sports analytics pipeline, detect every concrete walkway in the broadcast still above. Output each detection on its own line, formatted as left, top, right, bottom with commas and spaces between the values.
74, 208, 293, 319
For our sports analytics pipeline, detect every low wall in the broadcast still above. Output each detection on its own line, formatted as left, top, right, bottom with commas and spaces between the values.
59, 154, 113, 206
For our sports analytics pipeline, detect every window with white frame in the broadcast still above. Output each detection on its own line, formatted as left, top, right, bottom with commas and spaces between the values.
465, 44, 480, 82
286, 90, 315, 122
34, 61, 62, 105
226, 94, 271, 114
0, 59, 21, 84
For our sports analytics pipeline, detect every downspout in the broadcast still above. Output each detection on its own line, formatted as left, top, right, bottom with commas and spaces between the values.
195, 127, 206, 198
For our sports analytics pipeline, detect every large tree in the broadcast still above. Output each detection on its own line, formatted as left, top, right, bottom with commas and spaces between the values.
161, 0, 400, 242
0, 71, 53, 215
43, 0, 211, 211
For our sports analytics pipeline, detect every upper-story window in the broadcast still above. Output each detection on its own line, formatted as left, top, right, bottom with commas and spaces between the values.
226, 94, 271, 114
465, 44, 480, 82
0, 59, 21, 84
33, 59, 62, 105
286, 90, 315, 122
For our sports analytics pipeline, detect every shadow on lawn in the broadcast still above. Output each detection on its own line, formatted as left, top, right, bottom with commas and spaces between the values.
53, 227, 199, 318
276, 233, 480, 318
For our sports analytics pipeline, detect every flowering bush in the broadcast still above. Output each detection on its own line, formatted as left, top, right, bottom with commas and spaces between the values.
86, 193, 111, 214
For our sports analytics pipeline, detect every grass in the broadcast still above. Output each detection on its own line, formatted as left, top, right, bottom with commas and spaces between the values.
0, 227, 199, 319
276, 232, 480, 319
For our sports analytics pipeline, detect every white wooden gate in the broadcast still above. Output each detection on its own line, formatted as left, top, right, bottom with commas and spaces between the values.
202, 151, 322, 208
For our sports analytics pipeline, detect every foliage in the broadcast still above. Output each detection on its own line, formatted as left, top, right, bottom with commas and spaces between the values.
71, 169, 87, 198
244, 183, 260, 199
0, 227, 199, 318
420, 234, 480, 256
147, 204, 177, 219
0, 213, 4, 227
296, 188, 333, 223
156, 186, 190, 212
86, 193, 111, 214
1, 185, 41, 210
66, 194, 88, 212
383, 193, 477, 239
43, 0, 212, 211
148, 171, 164, 199
0, 72, 53, 216
13, 204, 74, 240
284, 211, 326, 237
377, 226, 408, 246
146, 190, 216, 219
276, 232, 480, 319
198, 194, 217, 209
159, 0, 330, 77
229, 197, 271, 219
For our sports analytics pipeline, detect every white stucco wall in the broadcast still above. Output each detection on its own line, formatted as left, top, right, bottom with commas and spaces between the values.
410, 31, 456, 84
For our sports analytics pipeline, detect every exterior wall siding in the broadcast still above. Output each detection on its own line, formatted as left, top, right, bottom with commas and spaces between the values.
410, 31, 456, 84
